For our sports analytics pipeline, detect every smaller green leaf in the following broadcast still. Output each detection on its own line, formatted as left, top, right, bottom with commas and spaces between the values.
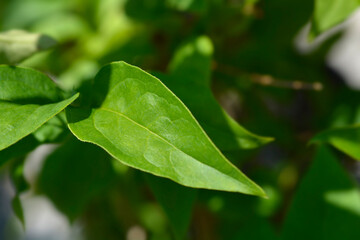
9, 157, 29, 228
311, 125, 360, 160
0, 30, 57, 64
0, 66, 79, 151
311, 0, 359, 38
11, 195, 25, 228
163, 36, 272, 151
32, 112, 69, 143
145, 174, 196, 240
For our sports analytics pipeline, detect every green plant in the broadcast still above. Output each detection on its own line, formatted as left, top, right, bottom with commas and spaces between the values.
1, 0, 360, 240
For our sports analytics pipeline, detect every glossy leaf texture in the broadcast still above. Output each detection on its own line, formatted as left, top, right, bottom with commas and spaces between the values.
38, 138, 115, 220
311, 0, 359, 37
0, 66, 79, 151
281, 146, 360, 240
159, 36, 272, 151
67, 61, 266, 197
0, 30, 57, 64
311, 125, 360, 160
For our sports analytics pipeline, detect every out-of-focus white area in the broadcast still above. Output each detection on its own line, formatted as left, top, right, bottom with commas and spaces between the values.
295, 8, 360, 90
295, 22, 346, 55
0, 145, 84, 240
126, 225, 147, 240
328, 9, 360, 90
24, 144, 57, 187
7, 194, 83, 240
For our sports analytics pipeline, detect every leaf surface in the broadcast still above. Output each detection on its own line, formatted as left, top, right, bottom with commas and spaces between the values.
67, 61, 265, 196
0, 66, 78, 151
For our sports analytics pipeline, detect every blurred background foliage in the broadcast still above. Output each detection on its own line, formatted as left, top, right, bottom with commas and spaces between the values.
1, 0, 360, 239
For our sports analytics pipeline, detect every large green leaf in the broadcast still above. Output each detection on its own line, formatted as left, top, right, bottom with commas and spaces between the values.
0, 30, 56, 64
0, 66, 79, 151
311, 125, 360, 160
311, 0, 359, 37
161, 36, 272, 151
281, 146, 360, 240
67, 61, 266, 196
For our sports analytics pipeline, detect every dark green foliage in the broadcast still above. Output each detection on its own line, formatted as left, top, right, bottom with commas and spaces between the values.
281, 147, 360, 239
0, 0, 360, 239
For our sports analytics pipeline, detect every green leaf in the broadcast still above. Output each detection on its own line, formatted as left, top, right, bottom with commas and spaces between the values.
0, 66, 79, 151
311, 0, 359, 37
67, 61, 266, 197
11, 195, 25, 228
162, 36, 272, 151
281, 146, 360, 240
145, 174, 196, 240
0, 30, 57, 64
38, 137, 115, 220
311, 125, 360, 160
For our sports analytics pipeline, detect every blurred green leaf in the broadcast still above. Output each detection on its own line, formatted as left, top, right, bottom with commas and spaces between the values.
161, 36, 272, 151
32, 13, 91, 42
67, 61, 266, 196
0, 30, 56, 64
0, 66, 79, 151
146, 174, 196, 240
2, 0, 71, 29
9, 157, 29, 227
166, 0, 207, 12
311, 0, 359, 37
281, 146, 360, 240
11, 195, 25, 228
311, 125, 360, 160
38, 137, 115, 220
0, 135, 39, 167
